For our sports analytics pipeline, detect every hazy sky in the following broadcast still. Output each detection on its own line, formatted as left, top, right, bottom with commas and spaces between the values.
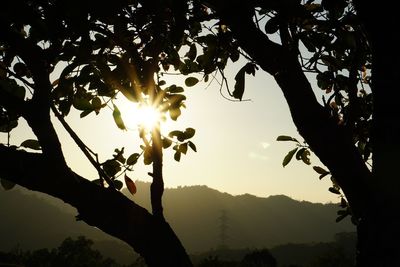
1, 61, 339, 204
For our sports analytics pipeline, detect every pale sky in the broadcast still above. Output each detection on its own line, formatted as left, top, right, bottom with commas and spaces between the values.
1, 61, 340, 204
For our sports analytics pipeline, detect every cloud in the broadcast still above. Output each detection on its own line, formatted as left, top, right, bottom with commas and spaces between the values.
249, 152, 269, 161
261, 142, 270, 149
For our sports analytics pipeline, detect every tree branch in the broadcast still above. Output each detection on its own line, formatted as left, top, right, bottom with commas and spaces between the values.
0, 144, 192, 267
0, 19, 66, 166
209, 2, 372, 218
150, 125, 164, 220
51, 105, 115, 189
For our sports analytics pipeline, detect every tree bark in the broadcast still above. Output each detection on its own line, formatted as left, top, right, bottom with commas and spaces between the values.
350, 2, 400, 266
207, 1, 400, 265
0, 145, 193, 267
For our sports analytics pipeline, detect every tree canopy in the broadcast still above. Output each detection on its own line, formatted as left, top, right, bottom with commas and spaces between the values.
1, 0, 399, 266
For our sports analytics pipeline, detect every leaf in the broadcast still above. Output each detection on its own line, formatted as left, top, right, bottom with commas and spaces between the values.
168, 130, 184, 141
233, 68, 245, 100
162, 138, 172, 149
244, 63, 257, 76
329, 187, 341, 195
313, 166, 329, 174
126, 153, 140, 166
264, 16, 280, 34
185, 77, 199, 87
112, 104, 126, 130
102, 159, 121, 177
301, 149, 311, 165
113, 180, 123, 190
340, 197, 348, 208
124, 174, 137, 195
185, 44, 197, 61
300, 34, 316, 52
73, 97, 93, 111
283, 148, 298, 167
179, 143, 188, 154
1, 178, 16, 191
113, 148, 126, 164
316, 71, 334, 90
169, 107, 181, 121
276, 135, 298, 142
0, 79, 26, 99
296, 147, 306, 160
174, 151, 181, 162
13, 62, 28, 77
230, 50, 240, 62
91, 97, 102, 109
80, 110, 93, 118
166, 85, 184, 93
319, 172, 330, 180
143, 147, 152, 165
184, 128, 196, 139
20, 139, 41, 150
0, 119, 18, 133
188, 141, 197, 152
313, 166, 330, 179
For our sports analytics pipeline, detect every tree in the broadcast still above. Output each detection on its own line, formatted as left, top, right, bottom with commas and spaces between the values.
240, 249, 277, 267
0, 0, 398, 266
0, 236, 124, 267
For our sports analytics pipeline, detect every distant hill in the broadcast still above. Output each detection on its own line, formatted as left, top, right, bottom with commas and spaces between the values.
128, 182, 355, 253
0, 182, 355, 263
0, 186, 134, 264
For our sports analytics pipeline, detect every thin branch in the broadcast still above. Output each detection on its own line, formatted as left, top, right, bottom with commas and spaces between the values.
150, 125, 165, 220
218, 68, 252, 102
51, 105, 115, 189
253, 9, 261, 30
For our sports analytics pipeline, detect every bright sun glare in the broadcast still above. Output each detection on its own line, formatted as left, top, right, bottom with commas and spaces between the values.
117, 98, 162, 131
136, 105, 161, 130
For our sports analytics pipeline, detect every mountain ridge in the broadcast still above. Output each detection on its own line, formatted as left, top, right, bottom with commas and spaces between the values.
0, 181, 355, 262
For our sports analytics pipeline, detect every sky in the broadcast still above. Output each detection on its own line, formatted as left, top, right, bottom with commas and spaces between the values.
0, 60, 340, 204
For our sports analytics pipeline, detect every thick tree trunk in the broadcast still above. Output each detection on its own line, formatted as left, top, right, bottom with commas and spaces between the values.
209, 1, 400, 266
352, 2, 400, 266
0, 145, 193, 267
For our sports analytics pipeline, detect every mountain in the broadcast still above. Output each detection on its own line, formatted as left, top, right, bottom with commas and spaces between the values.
0, 185, 134, 264
127, 182, 355, 253
0, 182, 355, 263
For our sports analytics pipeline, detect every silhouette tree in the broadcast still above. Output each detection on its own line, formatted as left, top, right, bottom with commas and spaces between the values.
198, 256, 238, 267
0, 236, 124, 267
310, 247, 354, 267
0, 0, 397, 266
240, 249, 277, 267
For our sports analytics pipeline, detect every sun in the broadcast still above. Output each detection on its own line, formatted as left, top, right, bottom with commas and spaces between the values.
116, 98, 162, 131
135, 104, 161, 130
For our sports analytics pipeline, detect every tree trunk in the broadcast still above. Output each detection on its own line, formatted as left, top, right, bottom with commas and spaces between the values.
352, 2, 400, 266
209, 1, 400, 265
210, 0, 372, 218
0, 145, 193, 267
